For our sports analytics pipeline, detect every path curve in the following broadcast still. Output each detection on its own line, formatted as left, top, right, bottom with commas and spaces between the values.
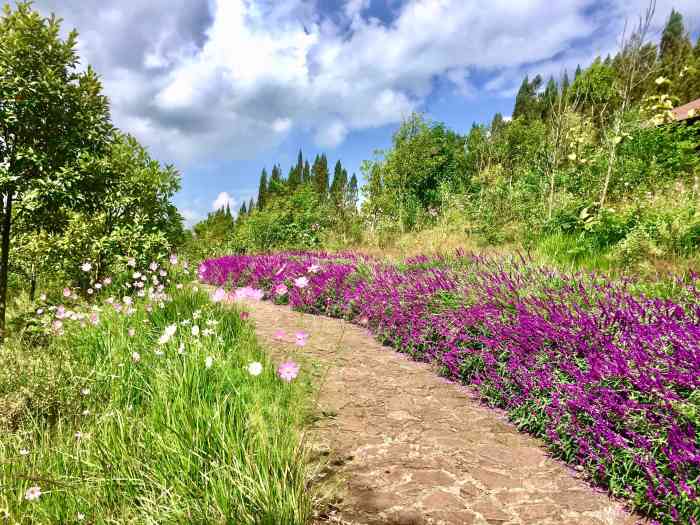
245, 299, 640, 525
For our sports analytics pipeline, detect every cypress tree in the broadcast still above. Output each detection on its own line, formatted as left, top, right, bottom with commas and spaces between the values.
295, 149, 303, 180
248, 198, 255, 213
314, 154, 330, 197
303, 160, 311, 183
239, 201, 247, 216
348, 173, 359, 210
574, 65, 582, 79
257, 168, 268, 210
269, 164, 282, 195
288, 164, 301, 189
330, 160, 348, 207
490, 112, 505, 134
541, 76, 558, 119
659, 9, 693, 98
561, 70, 570, 95
513, 76, 530, 119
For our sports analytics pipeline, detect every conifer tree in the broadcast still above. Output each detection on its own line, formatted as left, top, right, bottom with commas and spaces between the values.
239, 201, 247, 216
257, 168, 268, 210
303, 160, 311, 183
513, 76, 530, 119
490, 113, 505, 134
248, 198, 255, 214
659, 9, 693, 99
330, 160, 348, 207
541, 77, 558, 119
288, 163, 301, 188
348, 173, 359, 210
561, 70, 570, 95
513, 75, 543, 120
574, 65, 582, 79
269, 164, 282, 195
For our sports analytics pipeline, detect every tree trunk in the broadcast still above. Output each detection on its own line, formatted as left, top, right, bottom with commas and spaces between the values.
0, 191, 13, 343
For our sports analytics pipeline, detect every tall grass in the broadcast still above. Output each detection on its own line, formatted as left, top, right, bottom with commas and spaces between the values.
0, 289, 312, 524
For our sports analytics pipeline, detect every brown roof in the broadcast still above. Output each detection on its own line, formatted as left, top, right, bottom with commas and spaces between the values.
671, 98, 700, 121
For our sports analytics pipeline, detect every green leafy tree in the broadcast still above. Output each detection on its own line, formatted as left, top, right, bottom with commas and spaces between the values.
0, 2, 112, 338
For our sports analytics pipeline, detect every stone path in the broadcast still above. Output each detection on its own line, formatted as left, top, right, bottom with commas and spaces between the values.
244, 299, 641, 525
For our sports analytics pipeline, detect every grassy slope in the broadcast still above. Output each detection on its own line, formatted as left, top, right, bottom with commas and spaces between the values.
0, 289, 312, 524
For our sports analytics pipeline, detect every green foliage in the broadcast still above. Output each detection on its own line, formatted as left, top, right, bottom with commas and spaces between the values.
0, 283, 312, 523
232, 186, 328, 253
0, 1, 114, 334
356, 5, 700, 274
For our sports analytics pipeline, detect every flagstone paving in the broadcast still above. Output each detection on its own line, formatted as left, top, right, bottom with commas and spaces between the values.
243, 299, 642, 525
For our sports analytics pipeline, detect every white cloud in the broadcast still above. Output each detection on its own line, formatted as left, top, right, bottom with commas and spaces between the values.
180, 208, 203, 228
212, 191, 236, 211
31, 0, 700, 169
315, 120, 348, 148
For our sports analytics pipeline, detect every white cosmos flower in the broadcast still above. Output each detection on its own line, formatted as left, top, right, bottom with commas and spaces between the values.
81, 262, 92, 272
191, 325, 200, 336
205, 356, 213, 369
247, 362, 263, 376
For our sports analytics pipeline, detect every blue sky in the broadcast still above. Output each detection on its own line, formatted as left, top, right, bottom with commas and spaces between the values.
30, 0, 700, 225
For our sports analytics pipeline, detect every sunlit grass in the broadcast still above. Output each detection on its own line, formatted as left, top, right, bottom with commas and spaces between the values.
0, 289, 313, 524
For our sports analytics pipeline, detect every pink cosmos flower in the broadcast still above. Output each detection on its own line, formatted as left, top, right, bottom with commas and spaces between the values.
307, 264, 321, 274
277, 361, 300, 382
293, 276, 309, 289
149, 261, 158, 272
294, 331, 309, 347
52, 320, 63, 333
211, 287, 226, 302
103, 277, 112, 285
239, 311, 250, 320
128, 328, 135, 337
274, 263, 287, 276
169, 254, 178, 265
89, 313, 99, 326
233, 287, 264, 301
24, 486, 41, 501
275, 284, 288, 296
63, 287, 71, 298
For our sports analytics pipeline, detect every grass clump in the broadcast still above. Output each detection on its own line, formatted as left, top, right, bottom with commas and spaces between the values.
0, 288, 312, 524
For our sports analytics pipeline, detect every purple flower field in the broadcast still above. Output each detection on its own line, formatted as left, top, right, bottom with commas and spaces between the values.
199, 251, 700, 524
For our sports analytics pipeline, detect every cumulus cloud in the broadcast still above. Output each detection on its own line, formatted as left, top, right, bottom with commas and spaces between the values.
29, 0, 700, 167
212, 192, 236, 211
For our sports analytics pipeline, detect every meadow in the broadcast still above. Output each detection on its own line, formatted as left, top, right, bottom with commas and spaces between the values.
199, 250, 700, 525
0, 257, 313, 524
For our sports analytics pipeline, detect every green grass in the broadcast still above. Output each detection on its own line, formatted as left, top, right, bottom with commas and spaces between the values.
0, 289, 313, 524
